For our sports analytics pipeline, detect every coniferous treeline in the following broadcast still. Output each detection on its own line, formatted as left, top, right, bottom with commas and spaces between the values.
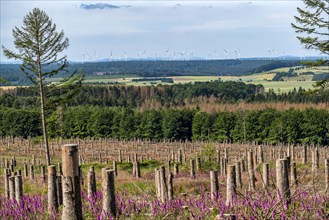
1, 80, 329, 109
1, 106, 328, 145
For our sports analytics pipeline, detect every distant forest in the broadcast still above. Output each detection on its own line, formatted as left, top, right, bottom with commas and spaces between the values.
1, 80, 328, 144
1, 80, 329, 109
0, 60, 301, 85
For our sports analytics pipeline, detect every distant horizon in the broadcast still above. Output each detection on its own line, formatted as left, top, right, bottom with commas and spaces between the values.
1, 54, 328, 65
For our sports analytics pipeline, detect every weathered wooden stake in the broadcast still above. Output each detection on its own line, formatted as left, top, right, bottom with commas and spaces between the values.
61, 144, 82, 220
263, 163, 269, 189
302, 145, 307, 164
41, 165, 46, 183
9, 176, 15, 200
48, 165, 58, 213
57, 176, 63, 206
87, 167, 96, 198
159, 166, 168, 203
133, 161, 141, 178
290, 162, 297, 192
210, 170, 219, 200
221, 157, 227, 176
258, 146, 263, 164
24, 164, 28, 177
226, 165, 236, 207
190, 159, 195, 179
276, 159, 290, 204
325, 158, 329, 192
168, 172, 173, 200
15, 175, 23, 203
173, 163, 179, 176
4, 168, 10, 199
196, 157, 201, 171
113, 161, 117, 176
102, 168, 116, 217
247, 151, 255, 191
235, 161, 242, 189
29, 165, 34, 180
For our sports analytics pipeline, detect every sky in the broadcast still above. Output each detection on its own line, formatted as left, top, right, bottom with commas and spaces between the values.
0, 0, 323, 62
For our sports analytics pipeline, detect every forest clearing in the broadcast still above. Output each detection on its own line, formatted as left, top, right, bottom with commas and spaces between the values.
1, 138, 329, 219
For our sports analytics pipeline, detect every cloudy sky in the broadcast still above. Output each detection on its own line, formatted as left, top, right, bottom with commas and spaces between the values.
0, 0, 321, 62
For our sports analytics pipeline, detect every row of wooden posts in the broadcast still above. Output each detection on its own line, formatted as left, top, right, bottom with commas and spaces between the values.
2, 144, 329, 220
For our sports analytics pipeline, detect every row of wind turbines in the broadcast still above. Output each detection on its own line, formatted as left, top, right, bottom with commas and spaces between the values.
80, 48, 307, 62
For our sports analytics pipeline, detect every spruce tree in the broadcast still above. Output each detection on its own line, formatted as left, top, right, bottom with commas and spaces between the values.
292, 0, 329, 90
2, 8, 83, 165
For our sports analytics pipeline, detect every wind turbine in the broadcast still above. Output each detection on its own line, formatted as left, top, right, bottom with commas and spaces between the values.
267, 49, 272, 60
213, 49, 217, 60
179, 50, 186, 61
222, 48, 229, 59
165, 48, 170, 60
123, 51, 128, 61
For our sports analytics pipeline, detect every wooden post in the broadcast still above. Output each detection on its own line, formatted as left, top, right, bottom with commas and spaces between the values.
263, 163, 269, 189
113, 161, 117, 176
210, 170, 219, 200
48, 165, 58, 213
118, 149, 122, 162
315, 148, 319, 169
276, 159, 290, 204
24, 164, 28, 177
221, 157, 227, 176
290, 162, 297, 192
241, 159, 245, 172
87, 167, 96, 198
41, 165, 46, 183
9, 176, 15, 200
178, 148, 183, 164
58, 163, 63, 176
133, 161, 141, 178
15, 175, 23, 203
190, 159, 195, 179
57, 176, 63, 206
302, 145, 307, 164
61, 144, 82, 220
235, 161, 242, 189
258, 146, 263, 164
29, 165, 34, 180
247, 151, 255, 191
196, 157, 201, 171
168, 172, 173, 200
226, 165, 236, 207
216, 148, 221, 164
159, 166, 168, 203
4, 168, 10, 199
173, 163, 179, 176
102, 168, 116, 217
155, 168, 160, 199
325, 158, 329, 192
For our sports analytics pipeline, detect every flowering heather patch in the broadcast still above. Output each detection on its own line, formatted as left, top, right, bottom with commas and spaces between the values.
1, 187, 328, 219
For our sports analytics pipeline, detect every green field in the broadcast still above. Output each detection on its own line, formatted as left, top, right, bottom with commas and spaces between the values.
26, 66, 329, 93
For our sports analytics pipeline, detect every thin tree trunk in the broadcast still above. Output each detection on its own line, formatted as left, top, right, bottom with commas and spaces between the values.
38, 66, 51, 166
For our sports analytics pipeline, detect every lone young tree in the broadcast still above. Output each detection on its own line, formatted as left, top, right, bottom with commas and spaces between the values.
292, 0, 329, 90
2, 8, 83, 165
